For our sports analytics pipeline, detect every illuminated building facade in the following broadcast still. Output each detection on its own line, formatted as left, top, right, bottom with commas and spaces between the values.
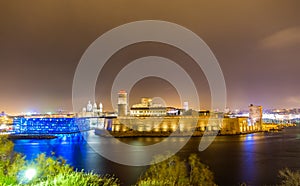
79, 101, 104, 117
130, 97, 171, 117
118, 90, 128, 116
0, 113, 13, 132
101, 114, 222, 133
183, 102, 189, 111
249, 104, 263, 130
102, 111, 260, 135
221, 117, 250, 134
130, 107, 167, 117
13, 117, 90, 134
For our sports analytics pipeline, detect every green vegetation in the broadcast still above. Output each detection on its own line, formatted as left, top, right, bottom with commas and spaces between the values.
0, 136, 25, 185
22, 153, 118, 186
137, 154, 216, 186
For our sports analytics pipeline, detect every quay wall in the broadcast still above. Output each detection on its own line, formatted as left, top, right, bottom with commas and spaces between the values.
96, 116, 262, 137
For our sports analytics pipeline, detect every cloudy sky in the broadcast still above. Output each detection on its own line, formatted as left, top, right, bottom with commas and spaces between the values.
0, 0, 300, 113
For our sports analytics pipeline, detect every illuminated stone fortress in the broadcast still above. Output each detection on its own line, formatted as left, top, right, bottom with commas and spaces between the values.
94, 90, 264, 135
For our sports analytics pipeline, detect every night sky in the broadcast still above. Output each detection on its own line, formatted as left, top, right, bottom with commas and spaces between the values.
1, 1, 300, 114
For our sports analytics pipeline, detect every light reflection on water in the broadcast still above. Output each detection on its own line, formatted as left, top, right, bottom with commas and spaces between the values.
240, 133, 256, 184
12, 127, 300, 186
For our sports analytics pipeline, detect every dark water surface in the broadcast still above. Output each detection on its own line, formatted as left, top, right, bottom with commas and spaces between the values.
13, 126, 300, 185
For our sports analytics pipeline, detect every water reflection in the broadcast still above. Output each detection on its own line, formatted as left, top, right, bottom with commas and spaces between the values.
11, 127, 300, 185
12, 133, 88, 166
240, 134, 256, 185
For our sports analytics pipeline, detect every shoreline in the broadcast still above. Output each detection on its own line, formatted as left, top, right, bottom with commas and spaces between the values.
2, 127, 290, 139
8, 134, 57, 139
95, 124, 296, 138
4, 129, 93, 139
94, 128, 272, 138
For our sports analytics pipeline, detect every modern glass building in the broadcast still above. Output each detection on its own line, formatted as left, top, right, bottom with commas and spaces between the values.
13, 117, 90, 134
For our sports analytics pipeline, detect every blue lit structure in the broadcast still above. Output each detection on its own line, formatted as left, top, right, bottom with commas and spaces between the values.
13, 117, 90, 134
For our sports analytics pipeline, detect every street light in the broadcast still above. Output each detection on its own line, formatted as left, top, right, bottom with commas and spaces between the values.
24, 168, 36, 181
18, 168, 37, 184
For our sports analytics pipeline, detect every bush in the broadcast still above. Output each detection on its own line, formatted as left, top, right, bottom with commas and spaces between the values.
0, 136, 25, 185
29, 170, 119, 186
20, 153, 119, 186
279, 168, 300, 186
189, 154, 215, 185
137, 154, 216, 186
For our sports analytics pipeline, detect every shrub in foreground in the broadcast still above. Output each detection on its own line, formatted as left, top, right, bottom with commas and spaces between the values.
0, 136, 25, 185
23, 153, 119, 186
29, 171, 119, 186
279, 168, 300, 186
137, 154, 216, 186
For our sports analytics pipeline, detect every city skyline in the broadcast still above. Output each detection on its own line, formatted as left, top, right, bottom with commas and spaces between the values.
1, 1, 300, 113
